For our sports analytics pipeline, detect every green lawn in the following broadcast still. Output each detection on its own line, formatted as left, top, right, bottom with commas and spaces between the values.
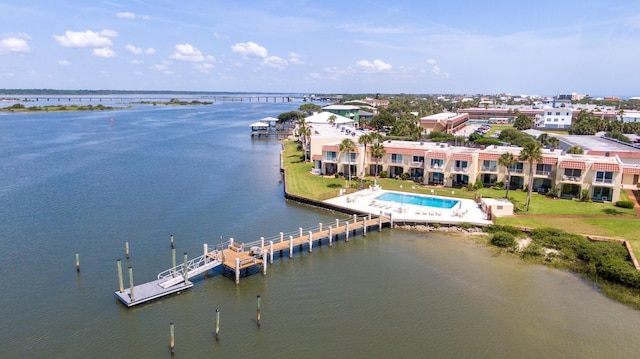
485, 124, 513, 137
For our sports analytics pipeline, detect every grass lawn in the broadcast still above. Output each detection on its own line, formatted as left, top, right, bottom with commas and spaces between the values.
282, 140, 640, 248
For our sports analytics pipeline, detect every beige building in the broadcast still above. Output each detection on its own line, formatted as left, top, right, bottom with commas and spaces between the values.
311, 133, 634, 202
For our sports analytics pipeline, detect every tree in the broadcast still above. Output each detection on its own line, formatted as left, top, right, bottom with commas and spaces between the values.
567, 146, 584, 154
547, 136, 560, 150
370, 142, 386, 183
369, 110, 395, 130
513, 112, 533, 130
498, 152, 516, 199
327, 114, 337, 127
298, 103, 322, 115
339, 138, 356, 188
358, 133, 374, 180
519, 141, 543, 211
295, 117, 311, 161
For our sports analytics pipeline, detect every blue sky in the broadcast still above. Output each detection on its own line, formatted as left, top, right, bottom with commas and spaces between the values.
1, 0, 639, 96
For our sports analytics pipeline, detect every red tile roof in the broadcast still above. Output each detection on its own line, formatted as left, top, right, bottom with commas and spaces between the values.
559, 160, 586, 169
592, 163, 620, 172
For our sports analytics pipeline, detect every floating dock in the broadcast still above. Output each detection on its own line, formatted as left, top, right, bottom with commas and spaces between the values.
115, 214, 391, 307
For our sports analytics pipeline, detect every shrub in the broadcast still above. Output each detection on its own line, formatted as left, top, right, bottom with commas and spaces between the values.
484, 224, 522, 236
432, 223, 440, 229
460, 222, 473, 230
379, 170, 388, 178
615, 200, 634, 209
521, 242, 543, 259
490, 231, 517, 248
400, 173, 410, 181
580, 189, 590, 202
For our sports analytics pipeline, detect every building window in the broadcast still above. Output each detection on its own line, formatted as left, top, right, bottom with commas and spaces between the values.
564, 168, 582, 177
391, 154, 403, 164
595, 171, 613, 184
556, 112, 560, 115
412, 155, 424, 163
430, 158, 444, 168
326, 151, 336, 161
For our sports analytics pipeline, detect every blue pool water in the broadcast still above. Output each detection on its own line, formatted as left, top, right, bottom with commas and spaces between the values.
375, 192, 459, 209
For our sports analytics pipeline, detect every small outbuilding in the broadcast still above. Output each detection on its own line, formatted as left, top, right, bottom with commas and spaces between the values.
480, 198, 514, 219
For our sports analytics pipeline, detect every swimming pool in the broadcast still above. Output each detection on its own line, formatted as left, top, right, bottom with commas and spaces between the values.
375, 192, 459, 209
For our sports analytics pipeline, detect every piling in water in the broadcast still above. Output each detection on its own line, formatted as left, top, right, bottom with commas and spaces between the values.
256, 295, 261, 327
75, 253, 80, 272
125, 241, 129, 259
170, 321, 175, 354
128, 266, 135, 302
117, 259, 124, 293
215, 308, 220, 340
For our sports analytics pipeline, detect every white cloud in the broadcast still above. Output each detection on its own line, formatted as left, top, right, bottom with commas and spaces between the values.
58, 60, 71, 66
0, 37, 30, 53
431, 65, 450, 79
194, 63, 214, 73
93, 47, 117, 57
129, 59, 143, 64
151, 64, 168, 71
116, 12, 136, 19
356, 59, 392, 72
169, 43, 214, 62
308, 72, 321, 80
262, 56, 288, 70
53, 30, 116, 48
288, 51, 304, 65
231, 41, 267, 59
126, 44, 155, 55
427, 58, 437, 65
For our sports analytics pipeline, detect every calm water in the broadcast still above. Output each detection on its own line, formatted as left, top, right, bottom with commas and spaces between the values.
1, 97, 639, 358
376, 192, 459, 209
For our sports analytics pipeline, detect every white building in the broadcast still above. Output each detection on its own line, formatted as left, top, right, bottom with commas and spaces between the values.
535, 106, 573, 129
619, 111, 640, 123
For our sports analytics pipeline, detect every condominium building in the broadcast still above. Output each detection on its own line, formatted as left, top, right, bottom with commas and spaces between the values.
311, 134, 637, 202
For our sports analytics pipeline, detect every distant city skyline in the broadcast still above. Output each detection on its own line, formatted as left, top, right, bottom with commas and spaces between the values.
1, 1, 639, 96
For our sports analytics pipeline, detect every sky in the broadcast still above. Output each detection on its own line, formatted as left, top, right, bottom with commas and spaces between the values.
1, 0, 639, 96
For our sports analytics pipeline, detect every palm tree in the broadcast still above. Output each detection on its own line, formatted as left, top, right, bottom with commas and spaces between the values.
498, 152, 516, 199
328, 114, 337, 127
339, 138, 356, 188
519, 141, 543, 211
547, 136, 560, 151
295, 117, 310, 161
358, 133, 373, 181
370, 142, 386, 185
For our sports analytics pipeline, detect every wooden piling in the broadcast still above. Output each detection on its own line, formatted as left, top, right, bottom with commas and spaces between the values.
256, 295, 261, 327
346, 222, 350, 242
280, 232, 284, 243
75, 253, 80, 272
269, 241, 274, 264
170, 321, 175, 354
289, 235, 293, 258
308, 231, 313, 253
183, 253, 188, 285
319, 223, 323, 232
299, 227, 303, 238
116, 259, 124, 293
234, 258, 240, 284
215, 309, 220, 340
125, 241, 130, 259
171, 246, 176, 277
363, 218, 367, 236
262, 252, 267, 275
128, 266, 135, 302
328, 226, 333, 247
170, 234, 174, 248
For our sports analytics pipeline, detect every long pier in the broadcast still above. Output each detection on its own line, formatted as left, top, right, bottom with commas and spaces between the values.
13, 95, 295, 103
115, 213, 391, 307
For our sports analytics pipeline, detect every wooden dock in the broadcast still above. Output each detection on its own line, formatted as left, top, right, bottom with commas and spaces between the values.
115, 214, 391, 307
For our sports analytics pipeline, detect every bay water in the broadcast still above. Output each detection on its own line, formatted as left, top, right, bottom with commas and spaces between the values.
1, 97, 639, 358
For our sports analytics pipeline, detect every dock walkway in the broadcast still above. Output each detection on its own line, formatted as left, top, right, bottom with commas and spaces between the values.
115, 214, 391, 307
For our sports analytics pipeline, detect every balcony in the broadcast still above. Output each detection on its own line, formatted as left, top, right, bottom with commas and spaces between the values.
452, 167, 469, 173
535, 170, 552, 176
593, 178, 614, 185
411, 161, 425, 167
562, 175, 583, 182
480, 166, 497, 172
510, 169, 524, 174
323, 156, 337, 163
391, 159, 404, 165
429, 165, 444, 172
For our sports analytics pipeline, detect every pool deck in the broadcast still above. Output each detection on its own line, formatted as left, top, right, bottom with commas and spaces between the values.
323, 187, 493, 227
